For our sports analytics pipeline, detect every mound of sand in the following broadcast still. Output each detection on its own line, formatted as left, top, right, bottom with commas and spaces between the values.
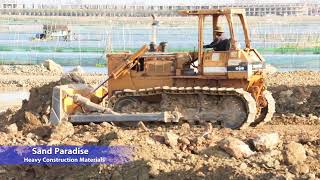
8, 73, 86, 132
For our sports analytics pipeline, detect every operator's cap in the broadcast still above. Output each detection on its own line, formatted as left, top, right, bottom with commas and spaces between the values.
214, 26, 224, 33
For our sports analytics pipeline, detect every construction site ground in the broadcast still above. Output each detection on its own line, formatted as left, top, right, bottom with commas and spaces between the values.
0, 64, 319, 179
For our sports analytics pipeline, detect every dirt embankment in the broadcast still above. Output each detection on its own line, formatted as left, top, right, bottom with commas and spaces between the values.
0, 64, 104, 88
270, 85, 320, 116
0, 68, 319, 179
266, 71, 320, 117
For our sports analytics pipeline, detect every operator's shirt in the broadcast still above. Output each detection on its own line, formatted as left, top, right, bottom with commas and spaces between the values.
203, 34, 229, 51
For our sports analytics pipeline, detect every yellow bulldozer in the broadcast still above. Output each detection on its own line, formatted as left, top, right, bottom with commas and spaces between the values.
50, 9, 275, 129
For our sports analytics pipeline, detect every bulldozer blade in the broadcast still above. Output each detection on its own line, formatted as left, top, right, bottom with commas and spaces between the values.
69, 111, 181, 123
49, 86, 64, 125
49, 84, 99, 125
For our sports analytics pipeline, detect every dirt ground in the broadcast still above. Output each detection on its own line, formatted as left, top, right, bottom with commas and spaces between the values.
0, 65, 320, 179
0, 65, 104, 88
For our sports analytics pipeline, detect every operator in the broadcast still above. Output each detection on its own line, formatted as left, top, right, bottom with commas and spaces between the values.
203, 26, 229, 51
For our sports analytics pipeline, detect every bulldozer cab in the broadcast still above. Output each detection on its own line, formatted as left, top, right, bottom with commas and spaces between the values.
178, 9, 262, 76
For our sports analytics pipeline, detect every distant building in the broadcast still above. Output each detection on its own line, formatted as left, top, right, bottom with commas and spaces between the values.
0, 0, 319, 16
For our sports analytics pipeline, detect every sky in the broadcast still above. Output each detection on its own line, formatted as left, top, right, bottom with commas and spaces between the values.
1, 0, 318, 5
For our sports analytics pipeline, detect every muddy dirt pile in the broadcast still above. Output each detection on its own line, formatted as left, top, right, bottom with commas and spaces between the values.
265, 71, 320, 117
266, 71, 320, 87
2, 73, 87, 133
0, 61, 63, 76
0, 62, 105, 88
0, 62, 63, 88
270, 85, 320, 116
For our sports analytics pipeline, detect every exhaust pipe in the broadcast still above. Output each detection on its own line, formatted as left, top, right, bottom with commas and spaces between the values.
149, 14, 159, 52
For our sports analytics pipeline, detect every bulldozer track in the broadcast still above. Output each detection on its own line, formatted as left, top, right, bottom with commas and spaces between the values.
107, 86, 258, 129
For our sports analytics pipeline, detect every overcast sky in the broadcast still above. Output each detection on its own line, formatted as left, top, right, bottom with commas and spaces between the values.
1, 0, 318, 5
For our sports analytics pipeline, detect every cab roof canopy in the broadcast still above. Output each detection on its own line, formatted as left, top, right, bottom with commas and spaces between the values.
178, 9, 246, 16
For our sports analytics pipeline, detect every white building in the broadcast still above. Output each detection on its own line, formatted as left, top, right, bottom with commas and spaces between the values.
0, 0, 319, 16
